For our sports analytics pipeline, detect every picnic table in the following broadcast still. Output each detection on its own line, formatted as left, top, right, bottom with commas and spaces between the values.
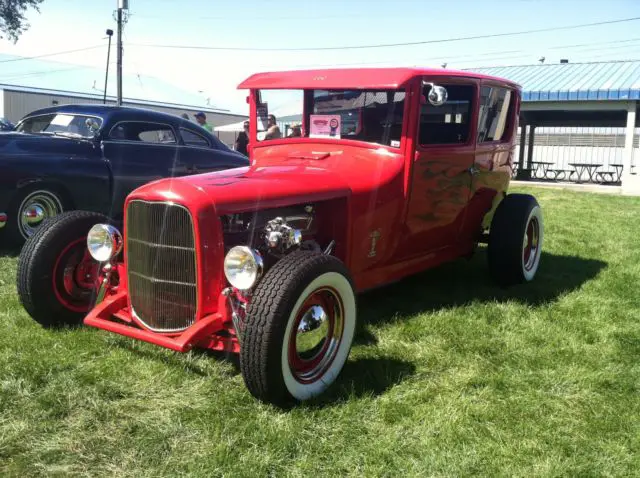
596, 163, 624, 184
568, 162, 602, 183
529, 161, 555, 179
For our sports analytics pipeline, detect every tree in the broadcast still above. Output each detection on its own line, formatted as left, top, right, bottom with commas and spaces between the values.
0, 0, 44, 43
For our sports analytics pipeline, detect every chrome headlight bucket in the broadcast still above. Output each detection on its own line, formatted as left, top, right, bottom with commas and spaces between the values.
224, 246, 264, 291
87, 224, 123, 262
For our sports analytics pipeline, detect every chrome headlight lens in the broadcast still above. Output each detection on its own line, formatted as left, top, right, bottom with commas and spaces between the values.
87, 224, 123, 262
224, 246, 263, 290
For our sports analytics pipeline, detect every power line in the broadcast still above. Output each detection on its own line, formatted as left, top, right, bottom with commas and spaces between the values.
128, 16, 640, 52
244, 40, 640, 71
0, 45, 106, 64
0, 62, 118, 82
0, 66, 94, 81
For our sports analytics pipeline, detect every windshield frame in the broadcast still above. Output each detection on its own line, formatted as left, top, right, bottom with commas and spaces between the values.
15, 112, 104, 139
249, 86, 410, 152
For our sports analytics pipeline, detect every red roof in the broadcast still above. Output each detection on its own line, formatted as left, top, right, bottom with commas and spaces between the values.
237, 67, 519, 90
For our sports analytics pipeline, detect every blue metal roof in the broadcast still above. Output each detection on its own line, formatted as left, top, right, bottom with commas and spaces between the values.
467, 60, 640, 102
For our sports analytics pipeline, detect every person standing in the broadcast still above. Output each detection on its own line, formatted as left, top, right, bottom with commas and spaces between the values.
194, 111, 213, 132
235, 120, 249, 156
264, 114, 281, 140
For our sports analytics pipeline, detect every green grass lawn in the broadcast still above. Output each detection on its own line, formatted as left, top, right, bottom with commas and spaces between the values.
1, 186, 639, 477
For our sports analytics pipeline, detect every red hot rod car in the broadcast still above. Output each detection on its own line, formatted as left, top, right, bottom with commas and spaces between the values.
17, 68, 543, 406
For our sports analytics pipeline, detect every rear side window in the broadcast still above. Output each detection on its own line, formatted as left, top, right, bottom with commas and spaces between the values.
477, 86, 513, 143
419, 84, 475, 146
109, 122, 176, 144
180, 128, 210, 147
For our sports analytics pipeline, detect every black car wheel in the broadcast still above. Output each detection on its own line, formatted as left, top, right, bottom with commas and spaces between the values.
240, 251, 357, 407
17, 210, 109, 328
488, 193, 543, 286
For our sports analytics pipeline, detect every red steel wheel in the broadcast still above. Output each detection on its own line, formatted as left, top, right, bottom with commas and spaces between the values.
522, 215, 541, 274
52, 238, 100, 313
240, 251, 357, 406
287, 286, 345, 384
17, 210, 110, 328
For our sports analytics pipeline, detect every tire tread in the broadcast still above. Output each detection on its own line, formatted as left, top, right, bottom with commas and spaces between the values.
17, 210, 109, 327
240, 250, 354, 406
487, 193, 540, 286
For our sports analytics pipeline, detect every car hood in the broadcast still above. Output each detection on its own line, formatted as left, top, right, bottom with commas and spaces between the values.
130, 164, 352, 215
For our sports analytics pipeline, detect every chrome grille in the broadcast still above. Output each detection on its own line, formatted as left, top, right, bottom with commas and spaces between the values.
126, 200, 197, 332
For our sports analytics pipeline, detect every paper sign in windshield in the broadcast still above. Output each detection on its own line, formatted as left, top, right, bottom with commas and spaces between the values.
51, 114, 74, 127
310, 114, 341, 139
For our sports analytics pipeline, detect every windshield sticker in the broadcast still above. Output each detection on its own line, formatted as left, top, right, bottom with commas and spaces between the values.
310, 114, 341, 139
257, 104, 269, 131
51, 114, 74, 127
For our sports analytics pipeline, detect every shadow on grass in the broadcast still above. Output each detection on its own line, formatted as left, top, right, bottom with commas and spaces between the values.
304, 357, 417, 408
0, 244, 21, 259
353, 250, 607, 344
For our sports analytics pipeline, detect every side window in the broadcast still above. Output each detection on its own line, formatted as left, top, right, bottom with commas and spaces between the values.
477, 86, 512, 142
180, 128, 211, 148
109, 122, 176, 144
419, 83, 475, 146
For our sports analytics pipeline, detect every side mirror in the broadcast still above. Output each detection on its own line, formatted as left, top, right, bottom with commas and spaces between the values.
423, 82, 448, 106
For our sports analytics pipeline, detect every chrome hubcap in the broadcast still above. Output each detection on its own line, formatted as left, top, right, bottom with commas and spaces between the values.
19, 192, 63, 238
289, 287, 345, 384
23, 205, 45, 225
296, 305, 330, 360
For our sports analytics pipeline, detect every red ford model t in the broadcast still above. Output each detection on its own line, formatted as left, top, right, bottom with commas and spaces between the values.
17, 68, 543, 406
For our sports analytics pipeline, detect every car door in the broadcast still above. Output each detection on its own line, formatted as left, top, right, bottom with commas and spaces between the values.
178, 127, 248, 174
101, 121, 190, 218
458, 82, 519, 244
399, 78, 479, 259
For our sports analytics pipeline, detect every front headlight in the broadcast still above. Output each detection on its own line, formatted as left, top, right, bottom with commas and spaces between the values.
224, 246, 263, 290
87, 224, 123, 262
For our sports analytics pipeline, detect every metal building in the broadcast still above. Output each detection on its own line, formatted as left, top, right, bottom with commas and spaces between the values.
468, 60, 640, 193
0, 54, 247, 147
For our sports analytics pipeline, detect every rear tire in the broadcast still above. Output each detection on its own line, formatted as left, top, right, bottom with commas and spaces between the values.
488, 193, 543, 286
17, 210, 110, 328
240, 251, 357, 407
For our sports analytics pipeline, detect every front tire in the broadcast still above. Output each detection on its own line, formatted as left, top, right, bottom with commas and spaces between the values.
488, 193, 543, 286
17, 210, 110, 328
240, 251, 357, 406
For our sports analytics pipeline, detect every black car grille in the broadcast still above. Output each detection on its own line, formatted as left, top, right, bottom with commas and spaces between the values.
126, 200, 197, 332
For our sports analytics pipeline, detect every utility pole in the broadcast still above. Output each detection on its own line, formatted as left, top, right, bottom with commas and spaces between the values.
104, 29, 114, 104
116, 0, 129, 106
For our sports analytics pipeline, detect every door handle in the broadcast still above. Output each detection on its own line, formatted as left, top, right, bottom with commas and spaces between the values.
468, 165, 480, 176
186, 165, 199, 173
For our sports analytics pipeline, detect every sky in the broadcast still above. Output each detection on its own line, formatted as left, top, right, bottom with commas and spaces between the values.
1, 0, 640, 115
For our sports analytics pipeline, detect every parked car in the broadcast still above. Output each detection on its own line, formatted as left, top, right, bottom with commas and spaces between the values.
0, 117, 15, 131
0, 104, 249, 244
17, 68, 543, 406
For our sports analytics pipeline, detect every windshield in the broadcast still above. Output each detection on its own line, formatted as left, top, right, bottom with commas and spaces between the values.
255, 88, 406, 148
16, 113, 103, 138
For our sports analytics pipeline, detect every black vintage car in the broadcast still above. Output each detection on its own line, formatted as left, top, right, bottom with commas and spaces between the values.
0, 104, 249, 244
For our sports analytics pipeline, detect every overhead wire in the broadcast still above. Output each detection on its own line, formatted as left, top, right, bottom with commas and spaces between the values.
127, 16, 640, 52
0, 45, 106, 64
